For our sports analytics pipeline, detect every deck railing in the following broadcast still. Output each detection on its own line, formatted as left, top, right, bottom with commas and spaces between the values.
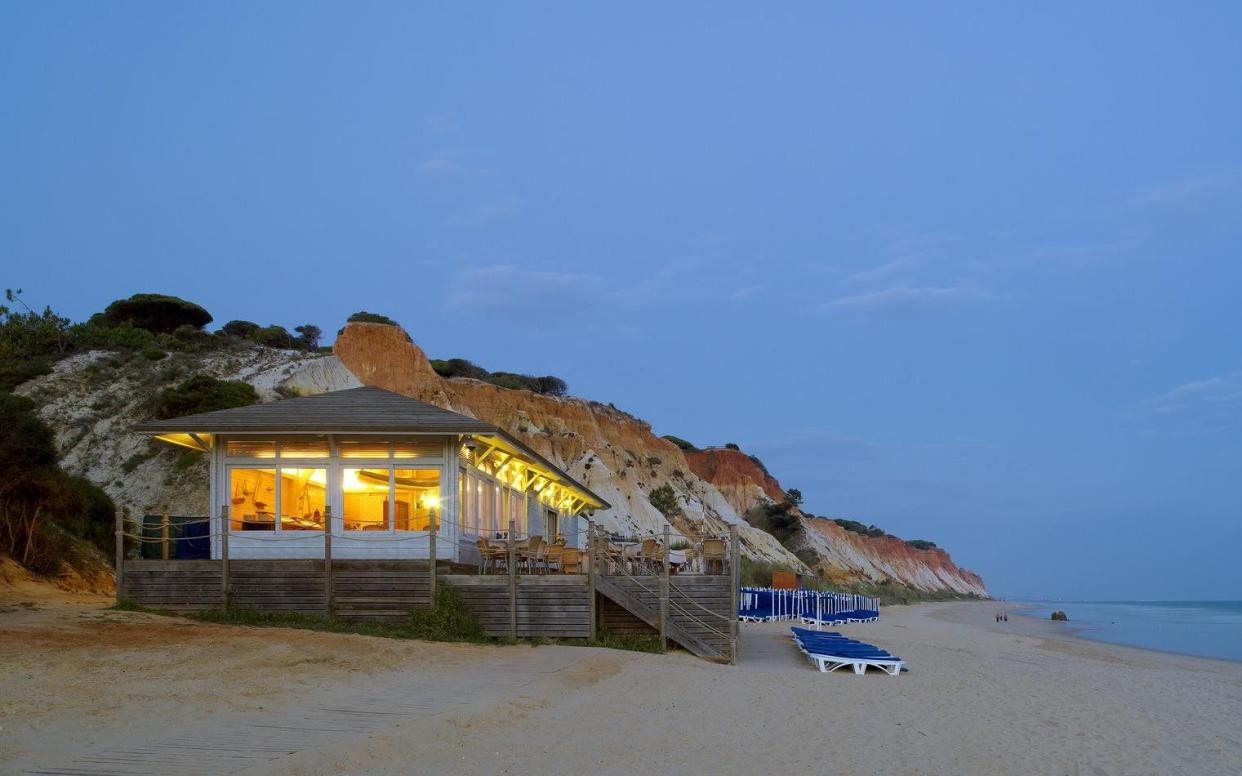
587, 522, 740, 663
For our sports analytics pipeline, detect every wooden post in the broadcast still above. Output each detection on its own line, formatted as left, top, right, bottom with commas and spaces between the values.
114, 509, 125, 605
324, 506, 334, 618
507, 519, 517, 639
729, 524, 740, 665
160, 511, 170, 561
586, 521, 596, 640
220, 504, 230, 610
660, 525, 670, 652
428, 508, 438, 604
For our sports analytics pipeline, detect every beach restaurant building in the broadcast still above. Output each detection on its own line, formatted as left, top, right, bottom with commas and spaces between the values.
135, 386, 609, 564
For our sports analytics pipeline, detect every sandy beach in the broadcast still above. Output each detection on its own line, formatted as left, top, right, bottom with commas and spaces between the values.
3, 588, 1241, 775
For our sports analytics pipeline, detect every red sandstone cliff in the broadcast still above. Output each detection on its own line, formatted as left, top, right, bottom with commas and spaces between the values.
330, 323, 800, 565
325, 321, 986, 596
685, 447, 987, 596
683, 448, 786, 511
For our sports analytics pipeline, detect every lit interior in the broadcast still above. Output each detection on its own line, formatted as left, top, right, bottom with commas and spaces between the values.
228, 468, 327, 531
342, 468, 440, 531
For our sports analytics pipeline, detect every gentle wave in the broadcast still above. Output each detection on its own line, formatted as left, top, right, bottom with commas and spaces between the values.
1019, 601, 1242, 662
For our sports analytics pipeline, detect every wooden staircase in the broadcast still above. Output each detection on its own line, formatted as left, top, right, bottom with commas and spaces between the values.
594, 574, 734, 663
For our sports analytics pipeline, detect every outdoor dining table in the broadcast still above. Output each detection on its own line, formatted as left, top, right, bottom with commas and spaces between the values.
609, 541, 692, 573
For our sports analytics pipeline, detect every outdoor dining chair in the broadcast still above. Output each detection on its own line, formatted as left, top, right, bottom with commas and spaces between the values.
700, 537, 726, 575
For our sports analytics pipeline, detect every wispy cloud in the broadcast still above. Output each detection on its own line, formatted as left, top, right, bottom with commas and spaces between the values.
1132, 371, 1242, 417
419, 150, 493, 178
849, 248, 938, 283
444, 265, 607, 326
821, 283, 994, 319
1127, 168, 1241, 208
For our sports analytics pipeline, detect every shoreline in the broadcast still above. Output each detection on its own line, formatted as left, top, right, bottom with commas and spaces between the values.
992, 600, 1242, 666
928, 599, 1242, 672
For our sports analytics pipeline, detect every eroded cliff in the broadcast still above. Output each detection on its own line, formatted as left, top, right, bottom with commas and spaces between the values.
685, 447, 987, 595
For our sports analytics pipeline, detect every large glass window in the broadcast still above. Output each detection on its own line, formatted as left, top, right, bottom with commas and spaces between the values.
230, 468, 277, 530
279, 468, 326, 530
343, 468, 392, 531
393, 469, 440, 531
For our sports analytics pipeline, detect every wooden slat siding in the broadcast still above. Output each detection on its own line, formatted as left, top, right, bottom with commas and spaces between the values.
331, 560, 430, 621
442, 575, 590, 638
123, 560, 434, 621
599, 595, 658, 636
123, 560, 222, 612
231, 561, 326, 612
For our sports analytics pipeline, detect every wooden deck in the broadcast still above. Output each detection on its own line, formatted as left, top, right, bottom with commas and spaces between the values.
123, 559, 431, 620
121, 559, 737, 661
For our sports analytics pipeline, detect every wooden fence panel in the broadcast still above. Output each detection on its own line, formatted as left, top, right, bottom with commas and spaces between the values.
444, 574, 590, 638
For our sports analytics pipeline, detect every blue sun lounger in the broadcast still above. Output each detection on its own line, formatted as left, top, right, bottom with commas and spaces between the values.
790, 627, 905, 676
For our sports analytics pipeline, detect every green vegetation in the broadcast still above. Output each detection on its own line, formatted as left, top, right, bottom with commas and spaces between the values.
739, 556, 802, 587
833, 517, 889, 539
99, 293, 212, 333
906, 539, 938, 551
0, 290, 72, 391
0, 393, 116, 575
1, 290, 325, 396
577, 634, 663, 653
648, 483, 683, 518
430, 356, 568, 397
219, 320, 321, 351
724, 442, 740, 450
155, 375, 258, 419
746, 491, 804, 545
661, 434, 699, 452
347, 311, 400, 326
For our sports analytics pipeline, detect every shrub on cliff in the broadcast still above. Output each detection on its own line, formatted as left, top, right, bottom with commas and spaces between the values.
834, 518, 888, 539
906, 539, 938, 551
348, 311, 400, 326
0, 290, 74, 390
661, 435, 698, 452
0, 393, 116, 573
155, 375, 258, 419
648, 484, 683, 518
99, 293, 213, 334
724, 442, 740, 450
430, 357, 568, 397
220, 320, 261, 339
251, 325, 296, 349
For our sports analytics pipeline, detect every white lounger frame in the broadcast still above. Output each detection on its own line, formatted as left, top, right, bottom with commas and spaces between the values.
794, 642, 904, 676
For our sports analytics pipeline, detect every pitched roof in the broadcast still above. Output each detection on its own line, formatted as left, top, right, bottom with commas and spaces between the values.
134, 386, 495, 434
134, 386, 610, 509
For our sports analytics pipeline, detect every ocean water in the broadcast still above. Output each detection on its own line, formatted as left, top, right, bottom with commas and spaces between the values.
1020, 601, 1242, 662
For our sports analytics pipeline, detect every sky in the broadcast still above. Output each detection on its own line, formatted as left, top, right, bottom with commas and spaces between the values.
3, 2, 1240, 600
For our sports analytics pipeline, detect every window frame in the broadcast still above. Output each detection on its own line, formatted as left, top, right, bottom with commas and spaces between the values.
219, 434, 447, 536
